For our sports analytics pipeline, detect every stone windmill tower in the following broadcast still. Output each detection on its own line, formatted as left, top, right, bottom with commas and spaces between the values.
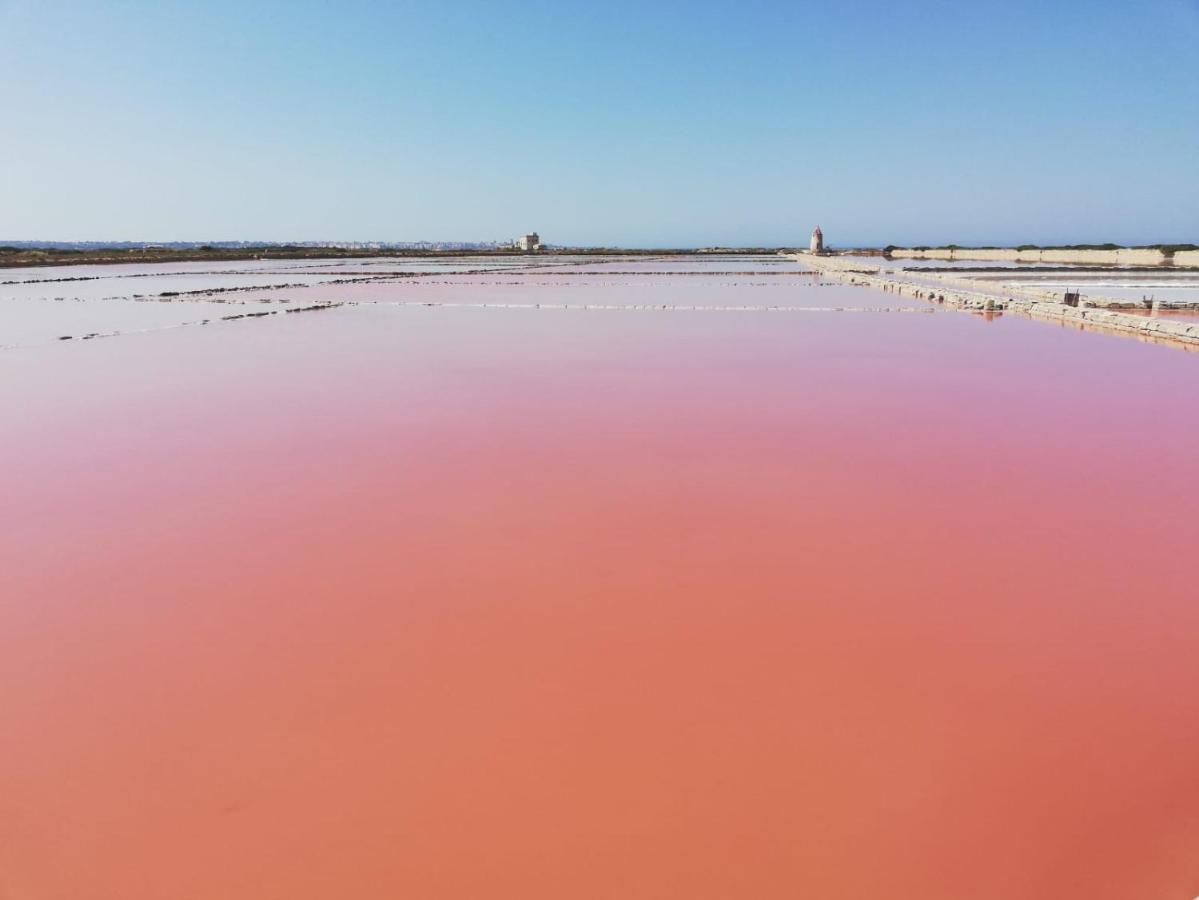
809, 226, 824, 253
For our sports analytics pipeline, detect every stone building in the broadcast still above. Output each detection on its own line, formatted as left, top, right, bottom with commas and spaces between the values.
809, 226, 824, 253
517, 232, 542, 251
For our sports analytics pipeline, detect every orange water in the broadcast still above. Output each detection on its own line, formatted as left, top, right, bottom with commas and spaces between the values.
2, 300, 1197, 899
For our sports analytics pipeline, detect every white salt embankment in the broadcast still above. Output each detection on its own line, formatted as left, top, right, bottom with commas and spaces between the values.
888, 247, 1198, 267
792, 254, 1199, 352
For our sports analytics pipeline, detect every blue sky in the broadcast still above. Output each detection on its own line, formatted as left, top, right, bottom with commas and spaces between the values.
1, 0, 1196, 247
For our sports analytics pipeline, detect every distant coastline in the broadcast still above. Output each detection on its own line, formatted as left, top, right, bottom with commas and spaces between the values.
7, 241, 1197, 270
0, 245, 783, 269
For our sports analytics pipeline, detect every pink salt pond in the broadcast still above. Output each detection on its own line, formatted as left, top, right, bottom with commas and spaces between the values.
1, 258, 1197, 900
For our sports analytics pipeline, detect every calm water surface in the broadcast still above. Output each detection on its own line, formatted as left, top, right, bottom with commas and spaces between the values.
1, 264, 1197, 899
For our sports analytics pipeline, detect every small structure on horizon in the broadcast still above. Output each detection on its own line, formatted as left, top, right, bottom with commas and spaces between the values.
516, 232, 542, 251
809, 226, 825, 254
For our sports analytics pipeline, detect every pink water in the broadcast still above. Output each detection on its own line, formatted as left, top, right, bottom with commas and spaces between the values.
2, 283, 1198, 899
229, 275, 918, 309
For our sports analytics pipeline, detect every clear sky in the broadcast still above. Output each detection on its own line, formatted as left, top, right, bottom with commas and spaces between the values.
2, 0, 1197, 247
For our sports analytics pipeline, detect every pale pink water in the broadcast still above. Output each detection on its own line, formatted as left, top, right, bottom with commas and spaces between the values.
2, 288, 1198, 899
229, 275, 917, 309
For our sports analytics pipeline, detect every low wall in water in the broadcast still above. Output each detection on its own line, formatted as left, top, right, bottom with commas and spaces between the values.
888, 247, 1186, 266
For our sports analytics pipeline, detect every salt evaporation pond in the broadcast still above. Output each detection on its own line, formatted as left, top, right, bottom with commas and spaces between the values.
1, 258, 1197, 900
521, 255, 816, 274
0, 272, 351, 302
993, 277, 1199, 305
0, 296, 266, 348
837, 254, 1079, 270
227, 274, 924, 310
829, 255, 1199, 310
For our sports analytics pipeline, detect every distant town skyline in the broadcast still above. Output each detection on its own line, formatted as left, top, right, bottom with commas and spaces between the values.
2, 0, 1196, 246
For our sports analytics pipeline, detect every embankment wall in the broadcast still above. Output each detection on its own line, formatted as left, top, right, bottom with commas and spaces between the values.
888, 247, 1188, 266
794, 253, 880, 273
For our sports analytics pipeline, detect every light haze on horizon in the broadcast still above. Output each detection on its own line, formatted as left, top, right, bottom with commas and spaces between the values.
1, 0, 1197, 248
